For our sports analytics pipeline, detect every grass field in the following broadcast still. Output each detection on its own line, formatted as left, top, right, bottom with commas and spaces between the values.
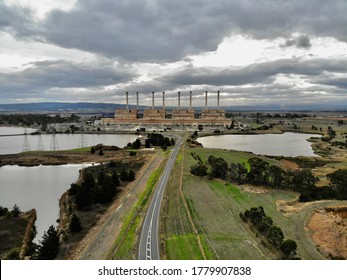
163, 138, 343, 259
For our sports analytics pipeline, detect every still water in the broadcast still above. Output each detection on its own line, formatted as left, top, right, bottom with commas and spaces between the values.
0, 132, 137, 154
0, 126, 37, 135
0, 128, 137, 242
197, 132, 321, 157
0, 164, 92, 242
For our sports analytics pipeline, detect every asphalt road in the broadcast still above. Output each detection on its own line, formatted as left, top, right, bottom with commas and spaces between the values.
138, 135, 182, 260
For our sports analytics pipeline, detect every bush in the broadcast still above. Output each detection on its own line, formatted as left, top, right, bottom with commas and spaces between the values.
69, 213, 82, 233
190, 164, 208, 177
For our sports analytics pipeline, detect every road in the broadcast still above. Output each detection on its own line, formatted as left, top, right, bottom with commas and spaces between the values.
138, 135, 182, 260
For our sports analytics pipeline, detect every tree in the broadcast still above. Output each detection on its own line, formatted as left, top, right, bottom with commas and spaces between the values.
267, 226, 284, 248
247, 158, 269, 185
190, 164, 208, 177
11, 204, 21, 218
230, 162, 248, 183
268, 165, 285, 188
132, 138, 141, 149
208, 156, 228, 179
69, 213, 82, 233
120, 168, 129, 181
112, 171, 120, 187
280, 239, 297, 257
36, 225, 60, 260
99, 149, 104, 156
292, 170, 319, 201
90, 146, 95, 154
327, 169, 347, 200
145, 138, 151, 148
0, 206, 9, 217
128, 169, 135, 181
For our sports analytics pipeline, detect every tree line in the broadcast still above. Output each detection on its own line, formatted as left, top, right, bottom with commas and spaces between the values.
191, 155, 347, 202
0, 114, 80, 127
69, 163, 135, 210
240, 206, 298, 259
128, 133, 175, 150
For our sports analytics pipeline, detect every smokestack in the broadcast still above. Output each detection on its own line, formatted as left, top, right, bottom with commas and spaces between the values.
162, 91, 165, 109
189, 91, 192, 109
178, 91, 181, 109
136, 92, 139, 109
152, 92, 154, 109
126, 92, 129, 110
205, 91, 208, 109
217, 90, 220, 110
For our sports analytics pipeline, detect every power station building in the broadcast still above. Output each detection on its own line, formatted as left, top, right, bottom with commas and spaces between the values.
103, 91, 229, 125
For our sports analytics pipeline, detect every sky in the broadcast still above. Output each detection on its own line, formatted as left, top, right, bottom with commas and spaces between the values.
0, 0, 347, 108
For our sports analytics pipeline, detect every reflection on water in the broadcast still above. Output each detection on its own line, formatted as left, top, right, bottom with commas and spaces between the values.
197, 132, 321, 157
0, 164, 92, 242
0, 133, 137, 154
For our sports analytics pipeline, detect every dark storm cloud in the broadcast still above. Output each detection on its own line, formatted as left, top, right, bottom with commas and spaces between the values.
159, 58, 347, 87
282, 34, 312, 49
3, 0, 347, 62
0, 60, 136, 94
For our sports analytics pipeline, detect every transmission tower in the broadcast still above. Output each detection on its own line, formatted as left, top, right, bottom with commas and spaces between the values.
78, 134, 87, 148
22, 129, 31, 152
36, 134, 45, 151
50, 133, 59, 151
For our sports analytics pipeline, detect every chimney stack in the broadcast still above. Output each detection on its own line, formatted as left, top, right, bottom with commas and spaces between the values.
217, 90, 220, 110
162, 91, 165, 109
178, 91, 181, 109
205, 91, 208, 109
189, 91, 192, 109
136, 91, 139, 109
126, 92, 129, 110
152, 92, 154, 109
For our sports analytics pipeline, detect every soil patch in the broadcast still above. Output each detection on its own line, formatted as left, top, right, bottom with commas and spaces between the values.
308, 206, 347, 259
241, 184, 268, 194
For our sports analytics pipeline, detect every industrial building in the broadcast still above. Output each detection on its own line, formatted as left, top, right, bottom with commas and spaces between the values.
103, 91, 229, 125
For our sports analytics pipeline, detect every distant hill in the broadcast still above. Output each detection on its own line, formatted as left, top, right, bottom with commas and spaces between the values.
0, 102, 121, 113
0, 102, 345, 113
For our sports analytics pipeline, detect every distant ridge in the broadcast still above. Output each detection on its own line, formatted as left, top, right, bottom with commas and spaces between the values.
0, 102, 346, 113
0, 102, 120, 113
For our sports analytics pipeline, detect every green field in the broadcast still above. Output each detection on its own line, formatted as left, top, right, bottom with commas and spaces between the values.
163, 143, 334, 259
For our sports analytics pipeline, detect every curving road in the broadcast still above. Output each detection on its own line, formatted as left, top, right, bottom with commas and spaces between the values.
138, 135, 182, 260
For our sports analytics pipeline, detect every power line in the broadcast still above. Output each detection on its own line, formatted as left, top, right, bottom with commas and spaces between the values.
50, 133, 59, 151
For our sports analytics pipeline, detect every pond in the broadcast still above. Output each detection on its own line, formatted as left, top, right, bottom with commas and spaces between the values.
197, 132, 321, 157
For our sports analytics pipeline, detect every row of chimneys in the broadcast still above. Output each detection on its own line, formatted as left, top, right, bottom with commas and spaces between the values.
125, 91, 220, 110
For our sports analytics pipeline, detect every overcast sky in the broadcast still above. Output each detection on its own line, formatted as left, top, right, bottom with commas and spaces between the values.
1, 0, 347, 108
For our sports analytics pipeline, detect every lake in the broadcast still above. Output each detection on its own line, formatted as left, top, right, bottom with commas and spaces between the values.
0, 132, 137, 154
0, 129, 138, 242
197, 132, 321, 157
0, 164, 92, 242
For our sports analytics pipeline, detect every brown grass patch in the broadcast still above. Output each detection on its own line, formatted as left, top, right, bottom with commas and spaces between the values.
308, 207, 347, 259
